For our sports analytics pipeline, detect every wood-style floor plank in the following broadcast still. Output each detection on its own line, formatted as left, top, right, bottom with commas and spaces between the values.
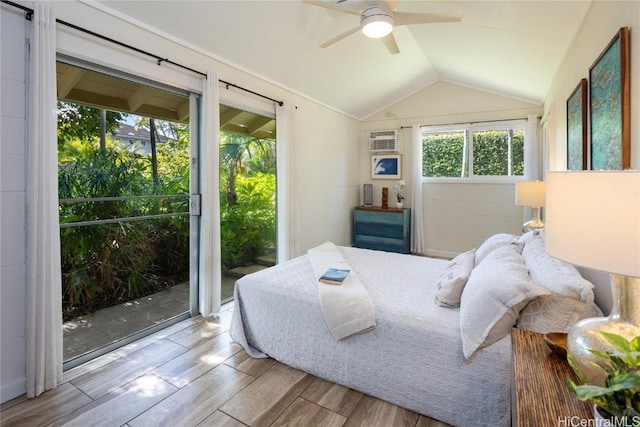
219, 362, 315, 426
2, 308, 453, 427
129, 364, 253, 427
199, 410, 247, 427
152, 332, 242, 388
271, 397, 347, 427
0, 383, 92, 427
223, 349, 278, 378
166, 313, 232, 349
301, 377, 364, 418
416, 415, 453, 427
70, 339, 187, 399
344, 395, 421, 427
49, 374, 177, 427
61, 352, 121, 384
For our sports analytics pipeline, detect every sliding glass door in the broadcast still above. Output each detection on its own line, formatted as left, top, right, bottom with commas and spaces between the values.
219, 104, 277, 302
57, 59, 198, 369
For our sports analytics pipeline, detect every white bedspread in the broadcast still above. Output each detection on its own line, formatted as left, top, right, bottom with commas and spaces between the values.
307, 242, 376, 340
229, 246, 512, 427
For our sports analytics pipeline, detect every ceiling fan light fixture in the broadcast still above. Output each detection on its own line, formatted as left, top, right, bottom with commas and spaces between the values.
361, 7, 393, 39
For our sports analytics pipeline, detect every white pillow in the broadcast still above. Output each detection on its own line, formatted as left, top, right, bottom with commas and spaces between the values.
517, 229, 544, 246
435, 249, 476, 308
516, 295, 604, 334
521, 234, 594, 302
460, 245, 549, 359
474, 233, 521, 266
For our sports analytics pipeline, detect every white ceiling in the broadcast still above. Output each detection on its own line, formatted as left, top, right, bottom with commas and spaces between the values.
96, 0, 592, 119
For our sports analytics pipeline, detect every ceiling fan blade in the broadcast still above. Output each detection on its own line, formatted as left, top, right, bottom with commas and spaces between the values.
381, 32, 400, 55
381, 0, 399, 12
303, 0, 360, 15
394, 12, 462, 26
319, 26, 361, 48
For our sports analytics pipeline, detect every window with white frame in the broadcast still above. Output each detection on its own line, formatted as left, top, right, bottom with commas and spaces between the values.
421, 120, 525, 178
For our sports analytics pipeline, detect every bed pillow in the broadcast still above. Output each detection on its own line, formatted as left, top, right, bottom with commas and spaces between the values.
435, 249, 476, 308
474, 233, 521, 266
517, 229, 543, 246
516, 295, 604, 334
521, 234, 594, 302
460, 244, 549, 359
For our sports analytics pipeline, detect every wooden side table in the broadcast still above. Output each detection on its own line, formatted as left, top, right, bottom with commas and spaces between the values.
511, 328, 593, 427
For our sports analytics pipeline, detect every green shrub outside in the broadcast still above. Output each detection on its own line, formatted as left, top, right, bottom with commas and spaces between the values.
220, 173, 276, 272
58, 138, 190, 320
58, 105, 277, 319
422, 129, 524, 177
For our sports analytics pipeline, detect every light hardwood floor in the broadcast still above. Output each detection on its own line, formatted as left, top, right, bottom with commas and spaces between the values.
1, 303, 451, 427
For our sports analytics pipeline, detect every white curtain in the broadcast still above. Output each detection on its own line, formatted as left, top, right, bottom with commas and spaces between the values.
26, 3, 63, 398
524, 114, 540, 180
522, 115, 541, 222
198, 72, 222, 316
411, 125, 425, 254
276, 103, 298, 262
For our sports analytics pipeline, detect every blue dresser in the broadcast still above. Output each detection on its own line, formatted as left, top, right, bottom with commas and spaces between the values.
353, 207, 411, 254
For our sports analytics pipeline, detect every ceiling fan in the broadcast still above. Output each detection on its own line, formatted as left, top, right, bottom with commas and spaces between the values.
304, 0, 462, 54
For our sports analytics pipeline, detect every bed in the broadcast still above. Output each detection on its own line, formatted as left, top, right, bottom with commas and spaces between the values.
229, 231, 601, 426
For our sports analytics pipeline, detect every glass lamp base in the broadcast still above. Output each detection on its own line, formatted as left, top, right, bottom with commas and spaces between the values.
567, 274, 640, 386
522, 218, 545, 233
522, 206, 544, 233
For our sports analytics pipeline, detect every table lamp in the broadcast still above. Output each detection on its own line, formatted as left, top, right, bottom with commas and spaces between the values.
515, 180, 546, 232
546, 170, 640, 385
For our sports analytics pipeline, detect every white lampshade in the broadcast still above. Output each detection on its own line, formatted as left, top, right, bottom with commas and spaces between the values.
546, 171, 640, 278
361, 7, 393, 38
515, 181, 545, 207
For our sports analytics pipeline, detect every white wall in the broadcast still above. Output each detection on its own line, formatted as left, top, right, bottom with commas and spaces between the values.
0, 5, 28, 402
423, 182, 523, 257
543, 0, 640, 313
295, 101, 360, 252
362, 82, 542, 257
0, 0, 359, 402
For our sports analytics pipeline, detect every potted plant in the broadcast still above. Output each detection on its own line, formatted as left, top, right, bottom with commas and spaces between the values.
393, 180, 405, 208
567, 332, 640, 425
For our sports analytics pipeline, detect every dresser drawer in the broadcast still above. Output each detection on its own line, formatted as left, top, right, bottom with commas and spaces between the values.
354, 209, 404, 225
354, 215, 404, 239
353, 207, 411, 254
354, 235, 406, 253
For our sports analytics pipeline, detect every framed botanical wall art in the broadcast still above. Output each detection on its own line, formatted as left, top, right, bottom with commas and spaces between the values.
567, 79, 588, 170
371, 154, 401, 179
589, 27, 630, 170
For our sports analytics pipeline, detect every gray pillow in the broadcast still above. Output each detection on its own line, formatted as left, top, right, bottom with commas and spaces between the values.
435, 249, 476, 308
460, 244, 549, 359
517, 295, 603, 334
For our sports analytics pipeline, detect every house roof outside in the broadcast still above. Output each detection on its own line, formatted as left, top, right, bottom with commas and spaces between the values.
57, 62, 276, 140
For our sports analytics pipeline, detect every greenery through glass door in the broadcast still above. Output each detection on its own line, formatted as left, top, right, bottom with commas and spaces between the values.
219, 132, 276, 275
57, 102, 190, 321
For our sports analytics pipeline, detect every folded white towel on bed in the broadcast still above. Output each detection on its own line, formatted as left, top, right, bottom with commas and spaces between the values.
307, 242, 376, 340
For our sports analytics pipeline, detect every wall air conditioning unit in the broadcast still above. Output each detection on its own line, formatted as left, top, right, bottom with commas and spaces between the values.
369, 130, 398, 153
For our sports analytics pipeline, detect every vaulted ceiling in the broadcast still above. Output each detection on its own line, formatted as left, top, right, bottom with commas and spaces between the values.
94, 0, 592, 120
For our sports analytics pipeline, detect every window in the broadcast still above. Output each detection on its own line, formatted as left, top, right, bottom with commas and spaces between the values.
422, 120, 525, 178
